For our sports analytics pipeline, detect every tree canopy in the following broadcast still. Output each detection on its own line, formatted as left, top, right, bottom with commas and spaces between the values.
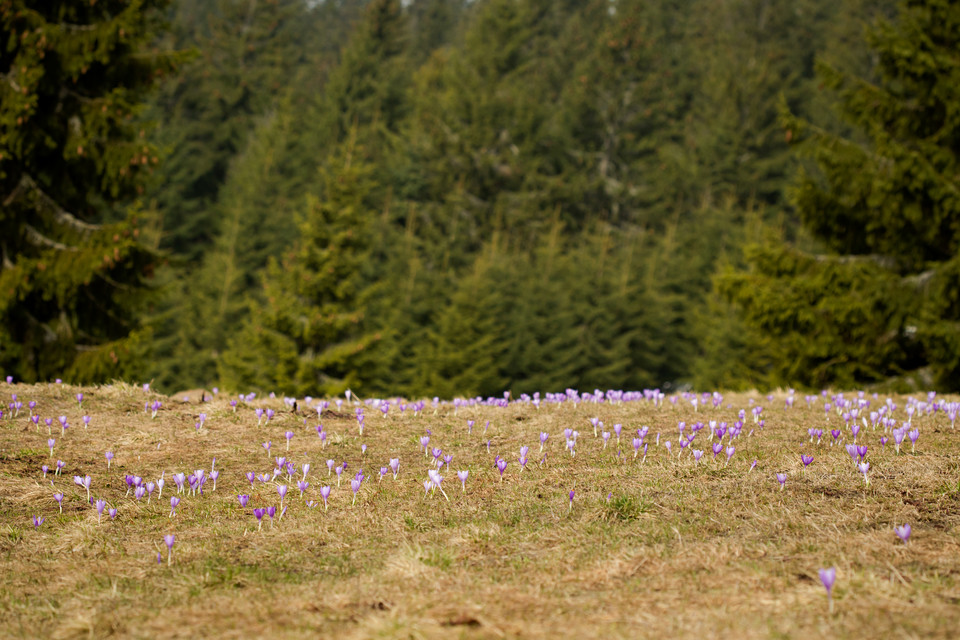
720, 0, 960, 390
0, 0, 178, 383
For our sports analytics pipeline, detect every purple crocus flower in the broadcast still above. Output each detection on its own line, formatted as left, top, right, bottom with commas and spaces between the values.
858, 462, 870, 484
539, 432, 549, 452
95, 499, 107, 524
725, 446, 735, 463
33, 515, 45, 529
163, 534, 175, 565
335, 465, 344, 487
420, 436, 430, 456
170, 496, 180, 517
457, 470, 469, 492
350, 477, 362, 504
53, 492, 64, 513
284, 431, 294, 451
320, 485, 332, 512
908, 429, 919, 452
76, 393, 83, 409
108, 507, 117, 520
41, 464, 49, 478
389, 458, 400, 479
266, 506, 276, 526
895, 523, 911, 544
568, 489, 575, 511
496, 458, 507, 481
277, 484, 288, 509
82, 415, 90, 429
776, 473, 787, 490
246, 471, 255, 486
327, 459, 335, 476
378, 467, 387, 483
693, 449, 703, 464
893, 428, 907, 453
801, 454, 813, 469
105, 451, 114, 469
819, 567, 836, 613
47, 438, 55, 457
845, 443, 859, 462
238, 494, 250, 508
427, 470, 449, 501
56, 459, 64, 475
254, 507, 265, 530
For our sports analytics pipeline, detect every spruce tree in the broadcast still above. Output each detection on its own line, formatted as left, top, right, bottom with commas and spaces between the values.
720, 0, 960, 389
0, 0, 176, 383
421, 247, 508, 398
218, 141, 379, 396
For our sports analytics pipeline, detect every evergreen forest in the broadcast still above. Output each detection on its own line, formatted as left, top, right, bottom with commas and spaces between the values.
3, 0, 959, 397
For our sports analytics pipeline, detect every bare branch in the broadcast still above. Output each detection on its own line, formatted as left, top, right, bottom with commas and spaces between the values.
56, 22, 98, 32
96, 270, 135, 291
23, 224, 79, 252
903, 269, 937, 289
812, 252, 942, 291
16, 175, 101, 234
3, 177, 24, 207
21, 309, 58, 343
813, 253, 898, 271
0, 72, 23, 93
1, 242, 13, 270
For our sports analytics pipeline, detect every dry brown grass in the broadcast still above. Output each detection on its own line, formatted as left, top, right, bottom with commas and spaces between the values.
1, 382, 959, 639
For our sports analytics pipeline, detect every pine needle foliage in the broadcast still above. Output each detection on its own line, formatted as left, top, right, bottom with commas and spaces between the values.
0, 0, 178, 383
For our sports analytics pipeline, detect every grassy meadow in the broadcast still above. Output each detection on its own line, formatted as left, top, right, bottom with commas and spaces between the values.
1, 382, 959, 639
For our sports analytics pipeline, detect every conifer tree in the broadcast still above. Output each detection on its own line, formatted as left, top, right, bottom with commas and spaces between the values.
219, 140, 379, 396
315, 0, 409, 153
146, 0, 317, 262
0, 0, 176, 382
720, 0, 960, 389
421, 247, 509, 398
